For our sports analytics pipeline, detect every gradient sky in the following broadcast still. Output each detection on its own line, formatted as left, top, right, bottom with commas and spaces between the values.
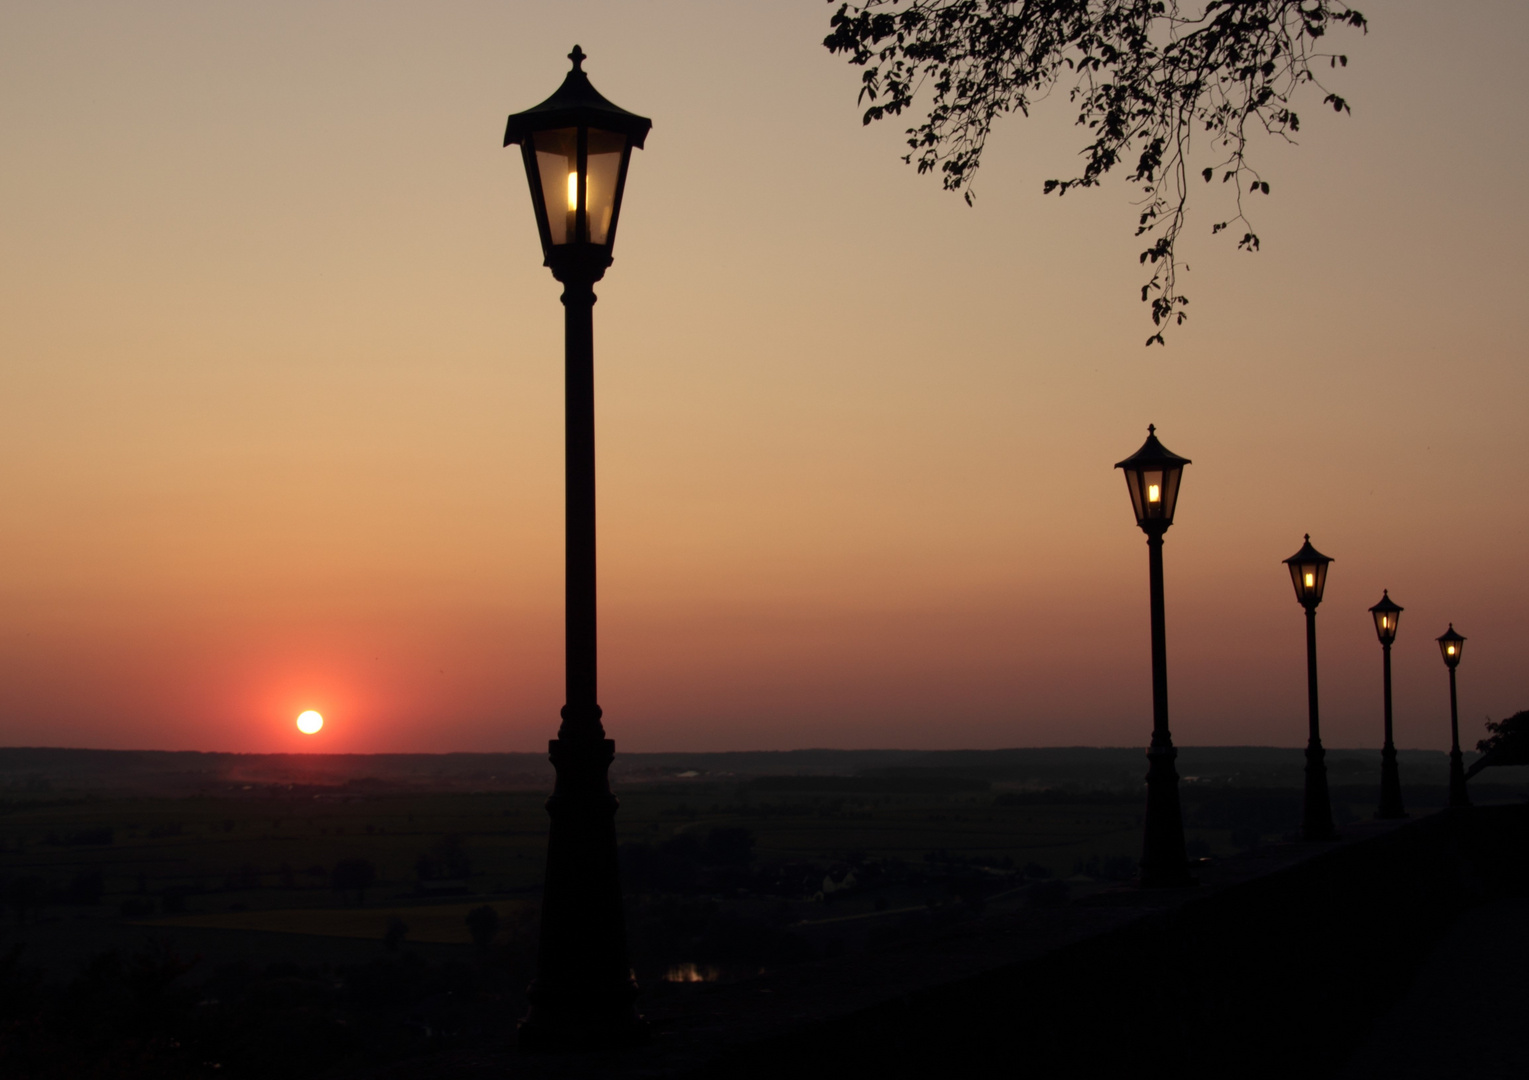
2, 1, 1525, 754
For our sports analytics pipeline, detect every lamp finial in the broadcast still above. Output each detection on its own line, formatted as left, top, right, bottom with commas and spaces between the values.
568, 45, 587, 71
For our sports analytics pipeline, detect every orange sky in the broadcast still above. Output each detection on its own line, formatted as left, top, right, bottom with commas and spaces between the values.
2, 1, 1525, 754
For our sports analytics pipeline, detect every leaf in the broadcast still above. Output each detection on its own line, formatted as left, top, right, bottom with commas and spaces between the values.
822, 0, 1364, 345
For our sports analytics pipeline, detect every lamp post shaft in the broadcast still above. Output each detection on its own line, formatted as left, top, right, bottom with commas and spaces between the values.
1377, 643, 1405, 819
1140, 532, 1191, 887
519, 273, 644, 1049
1302, 607, 1336, 841
1447, 666, 1470, 808
563, 279, 599, 726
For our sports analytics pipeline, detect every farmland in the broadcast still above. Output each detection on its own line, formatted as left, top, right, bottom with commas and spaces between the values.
1, 747, 1522, 1077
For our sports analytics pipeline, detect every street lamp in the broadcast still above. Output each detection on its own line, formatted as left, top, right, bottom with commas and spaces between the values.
1368, 591, 1406, 819
1437, 624, 1470, 808
503, 46, 652, 1050
1284, 536, 1337, 842
1115, 425, 1194, 888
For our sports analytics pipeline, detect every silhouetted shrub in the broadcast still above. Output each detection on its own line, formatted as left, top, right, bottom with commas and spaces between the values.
465, 905, 499, 952
160, 885, 200, 914
43, 827, 113, 847
415, 835, 472, 882
383, 916, 409, 952
119, 897, 155, 918
1187, 790, 1300, 842
1231, 827, 1262, 850
1029, 880, 1071, 907
332, 859, 377, 904
702, 827, 756, 866
1074, 854, 1137, 882
620, 834, 702, 894
223, 863, 261, 891
4, 876, 44, 922
65, 870, 103, 905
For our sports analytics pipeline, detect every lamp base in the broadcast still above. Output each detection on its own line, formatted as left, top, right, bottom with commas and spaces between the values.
1302, 741, 1338, 842
1376, 743, 1407, 820
519, 736, 648, 1053
1139, 743, 1197, 889
1447, 749, 1471, 809
517, 982, 650, 1052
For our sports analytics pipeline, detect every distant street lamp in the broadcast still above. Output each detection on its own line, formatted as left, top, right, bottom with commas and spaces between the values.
1436, 624, 1470, 808
503, 45, 652, 1050
1115, 425, 1194, 888
1368, 591, 1406, 819
1284, 536, 1337, 842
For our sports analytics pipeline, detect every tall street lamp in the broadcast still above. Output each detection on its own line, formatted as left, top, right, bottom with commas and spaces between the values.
1369, 591, 1406, 819
1284, 536, 1337, 842
1115, 425, 1194, 888
1437, 624, 1470, 808
503, 46, 652, 1050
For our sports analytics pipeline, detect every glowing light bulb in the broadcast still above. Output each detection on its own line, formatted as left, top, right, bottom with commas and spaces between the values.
1147, 483, 1161, 504
1304, 573, 1315, 589
567, 171, 578, 211
1447, 645, 1456, 655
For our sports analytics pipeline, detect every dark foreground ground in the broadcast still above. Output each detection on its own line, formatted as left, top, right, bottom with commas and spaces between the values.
1, 747, 1524, 1078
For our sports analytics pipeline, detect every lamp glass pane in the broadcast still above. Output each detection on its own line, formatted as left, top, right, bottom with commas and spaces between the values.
1288, 561, 1306, 601
1288, 560, 1326, 604
585, 129, 626, 244
533, 128, 578, 246
1123, 471, 1146, 525
1159, 466, 1182, 522
1141, 469, 1166, 521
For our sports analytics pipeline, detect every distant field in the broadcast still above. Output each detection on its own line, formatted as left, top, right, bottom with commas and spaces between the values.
137, 899, 537, 944
0, 744, 1484, 798
3, 747, 1523, 983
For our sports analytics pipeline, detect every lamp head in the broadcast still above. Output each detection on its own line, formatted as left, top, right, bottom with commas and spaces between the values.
503, 46, 652, 280
1369, 590, 1403, 646
1114, 424, 1191, 533
1437, 624, 1465, 669
1283, 535, 1333, 609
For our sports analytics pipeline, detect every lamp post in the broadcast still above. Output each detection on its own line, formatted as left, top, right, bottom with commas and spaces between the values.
1369, 591, 1406, 819
502, 46, 651, 1050
1284, 536, 1337, 842
1437, 624, 1470, 808
1115, 425, 1194, 888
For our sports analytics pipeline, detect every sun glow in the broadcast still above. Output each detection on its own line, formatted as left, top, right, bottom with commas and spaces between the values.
296, 710, 324, 735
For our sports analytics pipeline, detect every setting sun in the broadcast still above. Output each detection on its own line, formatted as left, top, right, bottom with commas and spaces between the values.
296, 710, 324, 735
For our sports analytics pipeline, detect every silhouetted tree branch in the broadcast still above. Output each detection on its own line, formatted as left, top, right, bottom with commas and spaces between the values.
1467, 709, 1529, 780
824, 0, 1366, 344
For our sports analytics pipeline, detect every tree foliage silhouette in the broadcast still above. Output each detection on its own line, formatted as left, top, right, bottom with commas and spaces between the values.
1467, 709, 1529, 779
824, 0, 1367, 344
